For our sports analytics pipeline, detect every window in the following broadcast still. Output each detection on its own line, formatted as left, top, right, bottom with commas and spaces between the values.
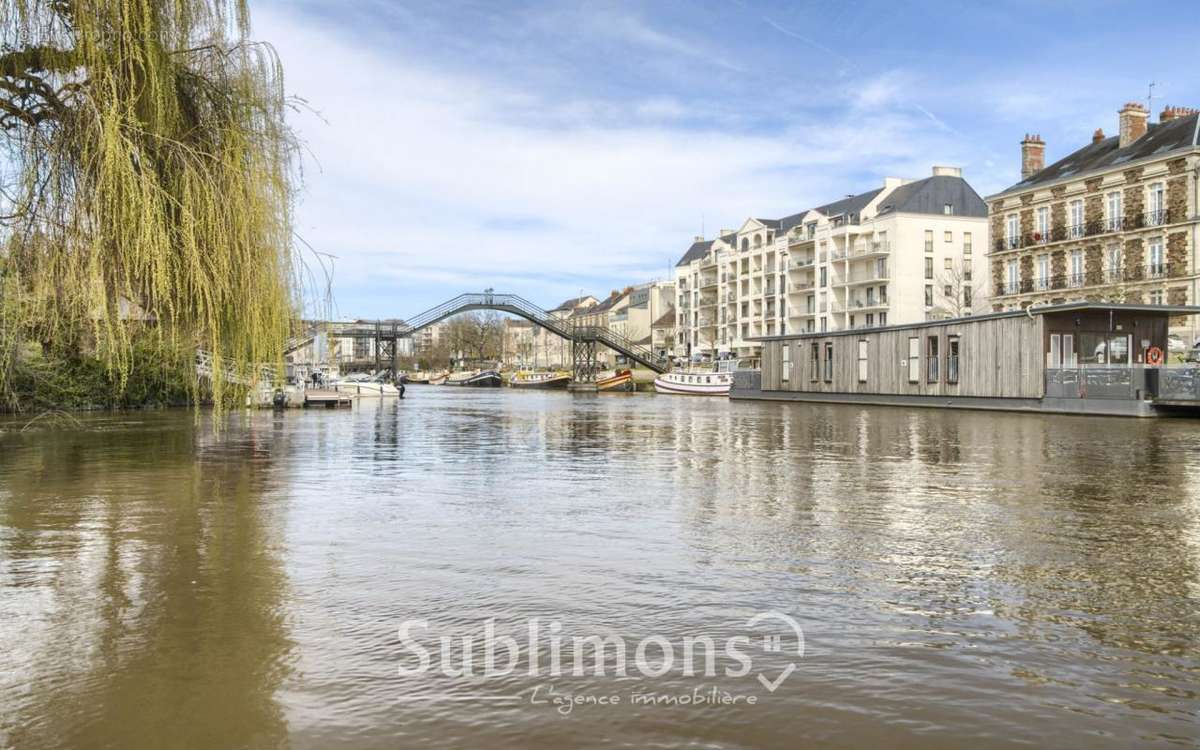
820, 317, 827, 333
944, 284, 953, 298
879, 312, 887, 326
963, 287, 972, 307
927, 336, 940, 383
1106, 191, 1123, 231
925, 257, 934, 279
944, 230, 953, 243
1006, 215, 1019, 248
942, 258, 952, 271
810, 342, 820, 381
1107, 244, 1123, 279
943, 203, 954, 215
1070, 250, 1084, 286
1148, 182, 1165, 224
963, 260, 972, 280
781, 343, 790, 383
946, 336, 960, 384
925, 230, 934, 252
857, 340, 868, 382
1048, 333, 1062, 368
819, 267, 827, 287
1149, 289, 1164, 305
907, 337, 920, 383
963, 232, 972, 255
1063, 334, 1076, 367
823, 342, 834, 383
879, 285, 888, 303
1036, 206, 1049, 238
866, 313, 874, 327
1037, 254, 1050, 290
1069, 200, 1084, 237
1148, 238, 1165, 276
924, 285, 934, 307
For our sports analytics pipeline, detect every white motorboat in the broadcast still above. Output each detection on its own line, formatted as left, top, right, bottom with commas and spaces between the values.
653, 361, 738, 396
330, 372, 401, 397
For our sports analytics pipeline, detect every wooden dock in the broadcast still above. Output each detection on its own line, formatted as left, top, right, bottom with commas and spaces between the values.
304, 389, 354, 408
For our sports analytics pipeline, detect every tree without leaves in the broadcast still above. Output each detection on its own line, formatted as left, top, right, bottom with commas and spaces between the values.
0, 0, 299, 409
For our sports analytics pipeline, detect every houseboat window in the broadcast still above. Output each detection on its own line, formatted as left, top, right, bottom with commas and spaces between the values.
1048, 334, 1062, 368
907, 337, 920, 383
857, 340, 868, 382
927, 336, 940, 383
782, 343, 790, 383
823, 342, 834, 383
1079, 333, 1131, 366
947, 336, 960, 384
810, 342, 819, 381
1063, 334, 1077, 367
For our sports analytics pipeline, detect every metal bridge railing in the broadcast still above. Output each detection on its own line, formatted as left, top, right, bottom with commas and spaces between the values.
306, 291, 673, 374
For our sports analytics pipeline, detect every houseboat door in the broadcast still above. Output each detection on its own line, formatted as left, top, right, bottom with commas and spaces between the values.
1046, 333, 1081, 397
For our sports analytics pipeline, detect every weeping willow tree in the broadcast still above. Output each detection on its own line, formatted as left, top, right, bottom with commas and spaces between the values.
0, 0, 298, 411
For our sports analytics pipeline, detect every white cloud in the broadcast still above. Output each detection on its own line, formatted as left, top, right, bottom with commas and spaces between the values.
257, 5, 985, 318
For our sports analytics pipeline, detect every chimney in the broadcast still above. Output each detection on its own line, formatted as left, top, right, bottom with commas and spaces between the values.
1118, 102, 1148, 148
693, 235, 704, 242
1159, 105, 1199, 123
1092, 128, 1105, 144
1020, 134, 1045, 180
932, 165, 962, 177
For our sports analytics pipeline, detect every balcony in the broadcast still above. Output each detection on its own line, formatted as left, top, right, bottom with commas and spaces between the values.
998, 263, 1185, 297
793, 257, 815, 268
849, 241, 890, 258
848, 298, 888, 311
845, 265, 890, 285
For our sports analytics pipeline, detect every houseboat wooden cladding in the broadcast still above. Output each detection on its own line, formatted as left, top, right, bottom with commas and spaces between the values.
760, 315, 1046, 399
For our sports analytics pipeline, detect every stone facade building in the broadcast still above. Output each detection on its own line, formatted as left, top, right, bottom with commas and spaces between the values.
986, 103, 1200, 332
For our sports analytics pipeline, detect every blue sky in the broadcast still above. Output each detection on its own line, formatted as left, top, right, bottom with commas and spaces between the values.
256, 0, 1200, 319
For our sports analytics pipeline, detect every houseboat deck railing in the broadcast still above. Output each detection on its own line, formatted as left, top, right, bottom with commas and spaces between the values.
1046, 365, 1200, 403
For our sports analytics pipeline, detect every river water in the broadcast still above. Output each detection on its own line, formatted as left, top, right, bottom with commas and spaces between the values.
1, 388, 1199, 748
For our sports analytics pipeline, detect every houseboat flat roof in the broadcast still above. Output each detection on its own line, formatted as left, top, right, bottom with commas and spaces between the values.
750, 303, 1200, 343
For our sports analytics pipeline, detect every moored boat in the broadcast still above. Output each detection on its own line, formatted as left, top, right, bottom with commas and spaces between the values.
596, 368, 634, 392
653, 368, 733, 396
444, 370, 503, 387
509, 370, 571, 389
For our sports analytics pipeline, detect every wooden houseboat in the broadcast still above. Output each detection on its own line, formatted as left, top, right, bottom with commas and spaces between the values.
443, 370, 502, 387
736, 303, 1200, 417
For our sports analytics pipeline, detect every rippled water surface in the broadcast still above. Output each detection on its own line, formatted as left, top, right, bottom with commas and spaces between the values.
2, 388, 1200, 748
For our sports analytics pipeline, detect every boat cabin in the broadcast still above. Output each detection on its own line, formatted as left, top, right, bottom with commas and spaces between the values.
740, 303, 1200, 417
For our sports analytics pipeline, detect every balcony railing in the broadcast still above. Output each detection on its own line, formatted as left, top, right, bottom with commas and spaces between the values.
999, 263, 1185, 296
993, 209, 1181, 254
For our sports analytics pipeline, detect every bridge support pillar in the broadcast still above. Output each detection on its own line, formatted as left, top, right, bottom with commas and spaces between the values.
572, 338, 598, 383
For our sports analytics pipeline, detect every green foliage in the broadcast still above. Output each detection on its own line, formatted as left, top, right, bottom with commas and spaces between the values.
0, 0, 298, 410
8, 334, 195, 411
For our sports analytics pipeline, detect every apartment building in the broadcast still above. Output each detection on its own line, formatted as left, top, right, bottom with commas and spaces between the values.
986, 103, 1200, 328
675, 167, 988, 361
674, 221, 787, 361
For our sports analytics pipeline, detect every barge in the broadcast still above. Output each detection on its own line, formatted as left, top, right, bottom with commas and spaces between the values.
735, 303, 1200, 417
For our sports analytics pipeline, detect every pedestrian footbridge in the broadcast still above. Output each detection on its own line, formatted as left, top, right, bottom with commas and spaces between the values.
289, 292, 671, 380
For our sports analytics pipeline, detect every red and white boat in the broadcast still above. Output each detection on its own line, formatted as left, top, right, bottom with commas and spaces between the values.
596, 369, 634, 392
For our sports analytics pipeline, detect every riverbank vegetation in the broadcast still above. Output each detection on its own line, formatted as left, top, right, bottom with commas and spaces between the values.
0, 0, 299, 413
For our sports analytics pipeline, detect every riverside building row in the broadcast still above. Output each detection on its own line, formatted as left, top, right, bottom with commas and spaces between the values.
674, 101, 1200, 364
674, 167, 989, 363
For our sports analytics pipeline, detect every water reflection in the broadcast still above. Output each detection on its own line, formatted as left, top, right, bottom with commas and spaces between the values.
0, 414, 292, 748
1, 392, 1199, 747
